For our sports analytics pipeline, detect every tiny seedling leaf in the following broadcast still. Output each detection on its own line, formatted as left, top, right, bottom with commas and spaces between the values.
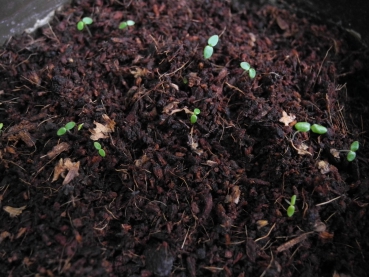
193, 108, 201, 115
249, 68, 256, 79
190, 114, 198, 124
350, 141, 359, 152
0, 123, 3, 130
119, 22, 128, 29
295, 122, 311, 132
94, 142, 102, 150
77, 21, 85, 30
203, 45, 213, 59
126, 20, 135, 26
208, 35, 219, 47
287, 206, 295, 217
240, 62, 251, 71
98, 149, 106, 157
65, 121, 76, 130
57, 127, 67, 136
347, 151, 356, 162
290, 195, 297, 206
78, 123, 84, 131
82, 17, 93, 25
311, 124, 327, 134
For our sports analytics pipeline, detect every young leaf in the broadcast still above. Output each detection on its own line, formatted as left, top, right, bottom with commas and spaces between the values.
0, 123, 3, 130
78, 123, 84, 131
193, 108, 201, 115
203, 45, 213, 59
294, 122, 311, 132
94, 142, 102, 150
248, 68, 256, 79
190, 114, 198, 124
98, 149, 106, 157
311, 124, 327, 134
240, 62, 251, 71
207, 35, 219, 47
287, 205, 295, 217
82, 17, 93, 25
119, 22, 128, 29
347, 151, 356, 162
65, 122, 76, 130
126, 20, 135, 26
290, 195, 297, 206
350, 141, 359, 152
77, 21, 85, 31
57, 127, 67, 136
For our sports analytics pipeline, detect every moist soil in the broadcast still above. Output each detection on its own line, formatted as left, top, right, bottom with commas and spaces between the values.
0, 1, 369, 276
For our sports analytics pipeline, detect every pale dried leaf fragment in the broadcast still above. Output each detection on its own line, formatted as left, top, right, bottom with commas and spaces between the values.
279, 111, 296, 126
317, 160, 330, 174
52, 158, 66, 182
63, 158, 80, 185
296, 142, 312, 156
45, 142, 70, 159
3, 205, 27, 217
89, 114, 115, 141
231, 186, 241, 204
330, 148, 340, 159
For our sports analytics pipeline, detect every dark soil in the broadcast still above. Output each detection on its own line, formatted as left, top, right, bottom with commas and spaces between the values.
1, 0, 369, 276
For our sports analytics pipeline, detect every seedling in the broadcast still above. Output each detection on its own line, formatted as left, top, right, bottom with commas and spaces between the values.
339, 141, 359, 162
57, 121, 76, 136
77, 17, 93, 36
119, 20, 135, 29
203, 35, 219, 59
292, 122, 327, 140
240, 62, 256, 79
94, 142, 106, 157
190, 108, 201, 124
77, 123, 84, 131
286, 195, 297, 217
0, 123, 3, 135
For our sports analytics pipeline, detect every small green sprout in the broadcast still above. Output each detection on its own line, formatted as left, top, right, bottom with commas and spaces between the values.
77, 123, 84, 131
240, 62, 256, 79
57, 121, 76, 136
77, 17, 93, 36
294, 122, 311, 132
94, 142, 106, 157
339, 141, 359, 162
0, 123, 3, 135
203, 35, 219, 59
119, 20, 135, 29
190, 108, 201, 124
292, 122, 327, 141
286, 195, 297, 217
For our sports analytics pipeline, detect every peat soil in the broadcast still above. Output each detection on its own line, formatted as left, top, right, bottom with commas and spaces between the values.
1, 0, 369, 276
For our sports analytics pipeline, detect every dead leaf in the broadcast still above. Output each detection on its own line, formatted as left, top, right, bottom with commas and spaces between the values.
296, 142, 312, 156
16, 227, 27, 239
62, 159, 80, 185
3, 205, 27, 217
231, 186, 241, 204
163, 101, 179, 114
52, 158, 80, 185
52, 158, 66, 182
317, 160, 330, 174
44, 142, 70, 159
89, 114, 115, 141
330, 148, 340, 159
256, 220, 268, 229
279, 110, 296, 126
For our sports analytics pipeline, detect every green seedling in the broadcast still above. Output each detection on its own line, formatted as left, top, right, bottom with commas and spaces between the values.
57, 121, 76, 136
77, 17, 93, 36
240, 62, 256, 79
339, 141, 359, 162
190, 108, 201, 124
78, 123, 84, 131
286, 195, 297, 217
0, 123, 3, 135
94, 142, 106, 157
119, 20, 135, 29
292, 122, 327, 140
203, 35, 219, 59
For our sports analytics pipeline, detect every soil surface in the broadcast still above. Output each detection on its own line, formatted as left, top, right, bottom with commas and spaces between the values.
1, 0, 369, 276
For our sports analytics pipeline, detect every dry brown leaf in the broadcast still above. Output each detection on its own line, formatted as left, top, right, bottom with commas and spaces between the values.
3, 205, 27, 217
15, 227, 27, 239
279, 110, 296, 126
89, 114, 115, 141
52, 158, 66, 182
52, 158, 80, 185
296, 142, 312, 156
62, 158, 80, 185
317, 160, 330, 174
330, 148, 340, 159
44, 142, 70, 159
